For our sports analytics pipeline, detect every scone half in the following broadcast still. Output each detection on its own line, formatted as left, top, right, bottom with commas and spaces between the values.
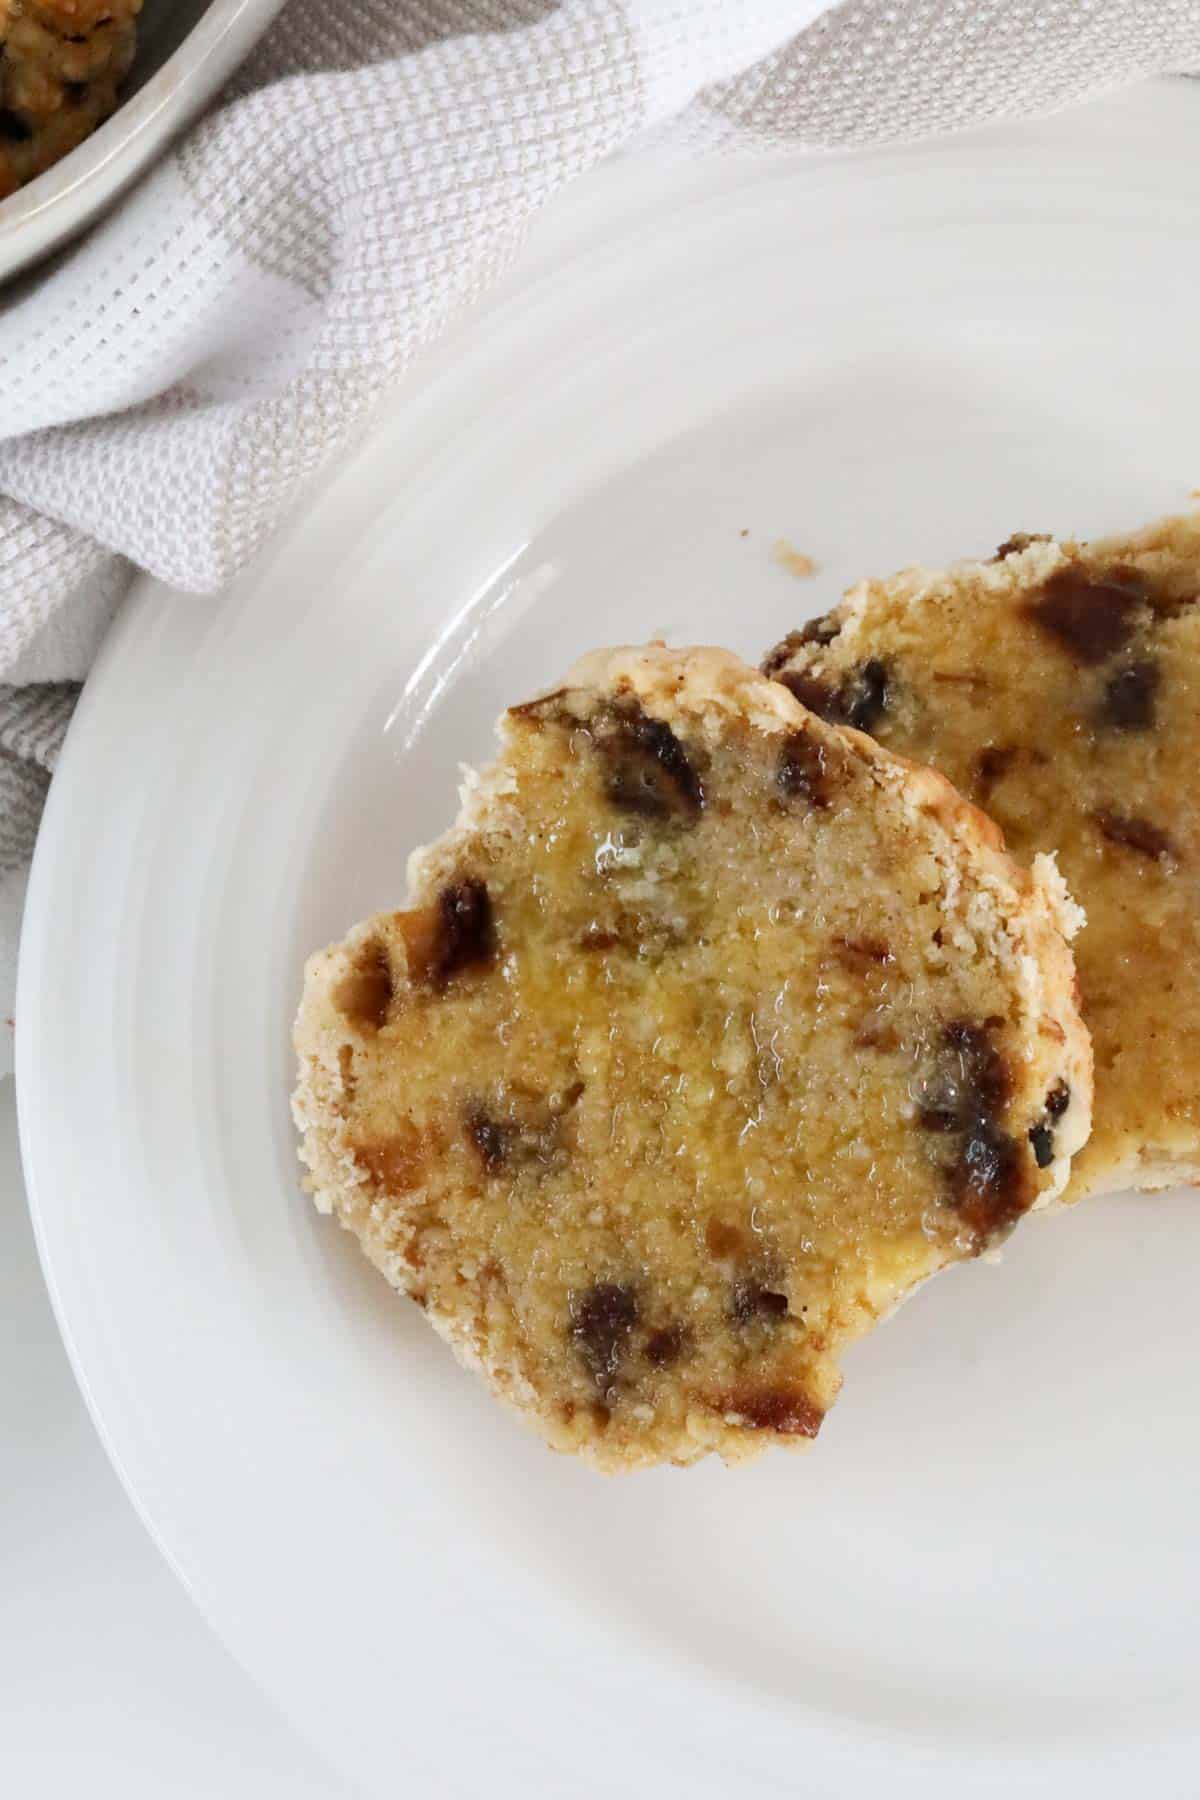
764, 512, 1200, 1202
294, 644, 1090, 1471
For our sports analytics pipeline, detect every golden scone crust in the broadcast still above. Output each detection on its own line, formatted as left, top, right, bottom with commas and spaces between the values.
294, 644, 1090, 1472
764, 512, 1200, 1201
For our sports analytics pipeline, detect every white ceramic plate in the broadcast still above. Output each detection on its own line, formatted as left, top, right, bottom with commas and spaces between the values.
19, 83, 1200, 1797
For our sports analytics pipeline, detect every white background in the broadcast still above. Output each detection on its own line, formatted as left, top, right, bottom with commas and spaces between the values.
0, 1084, 347, 1797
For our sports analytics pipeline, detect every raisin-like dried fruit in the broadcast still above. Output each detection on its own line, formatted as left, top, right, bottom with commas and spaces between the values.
1025, 566, 1149, 665
799, 611, 843, 647
952, 1120, 1025, 1235
332, 939, 393, 1031
729, 1281, 789, 1325
722, 1386, 823, 1436
0, 110, 33, 144
1045, 1079, 1071, 1120
973, 744, 1018, 798
777, 669, 843, 720
466, 1108, 511, 1174
644, 1324, 689, 1367
833, 935, 892, 969
395, 879, 496, 987
918, 1021, 1011, 1133
917, 1022, 1030, 1238
762, 615, 844, 679
598, 701, 704, 819
578, 926, 621, 951
507, 687, 569, 723
1100, 660, 1160, 732
841, 660, 889, 731
436, 878, 494, 978
1092, 809, 1175, 862
352, 1128, 424, 1193
777, 661, 889, 734
705, 1219, 744, 1258
777, 730, 832, 808
993, 532, 1051, 561
572, 1283, 639, 1395
466, 1084, 581, 1175
1028, 1122, 1055, 1169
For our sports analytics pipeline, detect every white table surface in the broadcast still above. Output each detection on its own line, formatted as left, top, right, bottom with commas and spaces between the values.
0, 1082, 351, 1798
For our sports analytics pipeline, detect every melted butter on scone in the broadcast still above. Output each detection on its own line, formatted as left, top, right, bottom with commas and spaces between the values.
294, 645, 1090, 1471
764, 511, 1200, 1202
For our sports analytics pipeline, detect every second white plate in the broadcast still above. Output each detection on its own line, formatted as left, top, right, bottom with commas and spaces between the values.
19, 83, 1200, 1797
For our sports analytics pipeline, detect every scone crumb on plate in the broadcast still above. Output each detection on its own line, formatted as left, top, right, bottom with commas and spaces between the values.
773, 539, 818, 578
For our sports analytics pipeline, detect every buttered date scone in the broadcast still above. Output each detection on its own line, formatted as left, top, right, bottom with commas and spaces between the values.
293, 645, 1090, 1472
764, 513, 1200, 1202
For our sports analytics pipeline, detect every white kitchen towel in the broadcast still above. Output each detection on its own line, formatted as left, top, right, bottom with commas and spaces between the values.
0, 0, 1198, 1074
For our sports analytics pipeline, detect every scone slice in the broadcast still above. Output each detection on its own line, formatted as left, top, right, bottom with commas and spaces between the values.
294, 644, 1090, 1472
764, 512, 1200, 1202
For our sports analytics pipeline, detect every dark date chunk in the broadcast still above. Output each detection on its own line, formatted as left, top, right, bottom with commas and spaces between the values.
0, 110, 33, 144
777, 669, 841, 719
507, 687, 569, 724
1028, 1079, 1071, 1170
917, 1021, 1029, 1240
761, 614, 843, 676
776, 661, 890, 736
705, 1218, 744, 1258
973, 744, 1018, 798
918, 1021, 1011, 1132
1100, 660, 1160, 732
598, 700, 704, 820
841, 659, 890, 732
958, 1120, 1022, 1216
1092, 809, 1175, 862
833, 935, 892, 970
1025, 565, 1149, 665
572, 1283, 639, 1396
353, 1127, 424, 1194
1028, 1123, 1055, 1170
467, 1108, 511, 1174
729, 1280, 789, 1326
394, 877, 496, 988
1045, 1079, 1071, 1119
466, 1082, 581, 1175
993, 532, 1050, 561
723, 1386, 823, 1436
332, 939, 393, 1031
643, 1323, 689, 1368
436, 878, 494, 978
777, 730, 832, 808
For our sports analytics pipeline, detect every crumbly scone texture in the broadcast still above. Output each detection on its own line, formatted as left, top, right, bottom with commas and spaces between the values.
0, 0, 141, 199
764, 512, 1200, 1202
293, 644, 1090, 1473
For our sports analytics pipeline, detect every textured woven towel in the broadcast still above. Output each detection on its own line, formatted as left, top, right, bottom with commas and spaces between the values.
1, 0, 1198, 1073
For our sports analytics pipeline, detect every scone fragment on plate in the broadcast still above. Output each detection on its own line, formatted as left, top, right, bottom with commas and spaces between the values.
293, 644, 1090, 1472
763, 512, 1200, 1203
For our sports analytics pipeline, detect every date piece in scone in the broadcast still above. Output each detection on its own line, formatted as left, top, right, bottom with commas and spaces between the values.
294, 645, 1090, 1472
764, 512, 1200, 1201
